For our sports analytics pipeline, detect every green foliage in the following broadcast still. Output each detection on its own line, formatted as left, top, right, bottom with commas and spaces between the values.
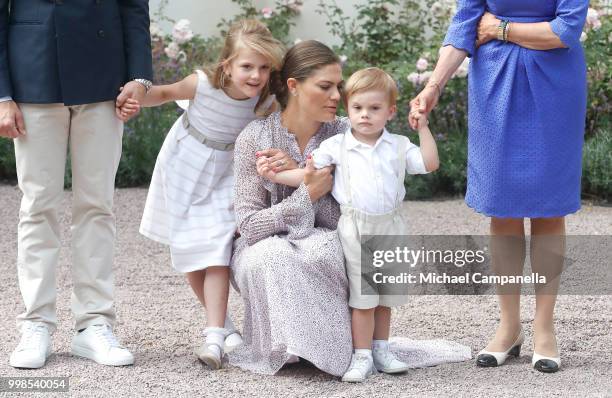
217, 0, 302, 45
0, 138, 15, 182
405, 131, 468, 199
116, 105, 181, 187
583, 128, 611, 202
583, 11, 611, 136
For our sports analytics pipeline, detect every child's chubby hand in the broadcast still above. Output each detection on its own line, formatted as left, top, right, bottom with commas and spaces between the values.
118, 97, 141, 120
115, 85, 142, 120
255, 155, 278, 182
410, 108, 429, 130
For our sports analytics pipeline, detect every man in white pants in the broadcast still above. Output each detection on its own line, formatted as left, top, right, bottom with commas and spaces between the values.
0, 0, 152, 368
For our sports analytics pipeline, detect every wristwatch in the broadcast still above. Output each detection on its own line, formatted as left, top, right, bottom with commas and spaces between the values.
133, 78, 153, 93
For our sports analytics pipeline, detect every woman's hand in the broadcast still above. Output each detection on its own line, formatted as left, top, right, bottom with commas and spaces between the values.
303, 156, 333, 203
409, 86, 439, 130
256, 148, 298, 173
256, 156, 278, 182
476, 11, 501, 48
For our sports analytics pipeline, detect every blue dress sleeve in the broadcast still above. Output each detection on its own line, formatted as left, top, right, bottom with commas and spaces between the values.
442, 0, 486, 58
549, 0, 589, 49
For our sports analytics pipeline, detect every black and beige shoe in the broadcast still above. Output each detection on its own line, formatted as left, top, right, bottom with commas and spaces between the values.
532, 352, 560, 373
476, 329, 524, 367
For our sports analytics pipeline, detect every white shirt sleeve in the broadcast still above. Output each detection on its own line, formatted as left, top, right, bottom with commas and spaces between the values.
405, 139, 429, 174
0, 96, 13, 103
311, 135, 341, 169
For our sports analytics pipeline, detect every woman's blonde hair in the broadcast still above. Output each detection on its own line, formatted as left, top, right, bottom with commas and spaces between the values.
205, 19, 284, 113
344, 67, 398, 107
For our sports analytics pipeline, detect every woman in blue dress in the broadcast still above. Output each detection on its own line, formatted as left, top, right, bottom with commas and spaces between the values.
410, 0, 588, 373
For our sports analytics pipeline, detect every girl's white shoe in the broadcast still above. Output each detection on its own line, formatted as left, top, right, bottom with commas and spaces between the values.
476, 329, 524, 367
197, 327, 225, 370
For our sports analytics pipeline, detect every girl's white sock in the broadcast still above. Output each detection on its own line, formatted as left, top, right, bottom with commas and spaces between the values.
205, 327, 225, 357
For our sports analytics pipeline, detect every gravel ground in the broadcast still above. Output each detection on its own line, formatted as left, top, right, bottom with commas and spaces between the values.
0, 184, 610, 397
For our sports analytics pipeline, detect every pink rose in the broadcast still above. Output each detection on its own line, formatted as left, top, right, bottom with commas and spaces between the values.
172, 19, 194, 44
416, 58, 429, 72
407, 72, 420, 87
262, 7, 273, 19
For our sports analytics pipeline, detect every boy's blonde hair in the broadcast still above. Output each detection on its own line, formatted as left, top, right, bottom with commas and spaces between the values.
344, 67, 398, 107
205, 19, 285, 113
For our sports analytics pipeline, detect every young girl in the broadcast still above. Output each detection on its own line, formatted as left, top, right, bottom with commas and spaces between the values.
127, 19, 283, 370
257, 67, 439, 382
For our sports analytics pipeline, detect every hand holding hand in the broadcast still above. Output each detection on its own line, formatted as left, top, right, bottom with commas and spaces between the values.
116, 81, 147, 122
411, 108, 429, 130
256, 155, 278, 182
409, 86, 438, 130
256, 148, 298, 173
117, 95, 141, 120
303, 155, 333, 202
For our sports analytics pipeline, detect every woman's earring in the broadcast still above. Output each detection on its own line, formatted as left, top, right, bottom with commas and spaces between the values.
291, 91, 298, 97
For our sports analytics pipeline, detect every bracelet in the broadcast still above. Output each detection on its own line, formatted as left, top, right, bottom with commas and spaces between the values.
497, 20, 509, 42
503, 21, 511, 42
426, 80, 442, 97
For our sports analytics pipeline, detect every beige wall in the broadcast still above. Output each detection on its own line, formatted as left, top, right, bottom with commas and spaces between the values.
148, 0, 368, 46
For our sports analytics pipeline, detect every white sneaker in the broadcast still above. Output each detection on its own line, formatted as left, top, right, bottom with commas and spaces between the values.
373, 346, 409, 374
9, 322, 52, 369
341, 353, 374, 383
71, 324, 134, 366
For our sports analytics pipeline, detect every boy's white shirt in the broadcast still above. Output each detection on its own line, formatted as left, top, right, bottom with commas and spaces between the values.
311, 127, 429, 215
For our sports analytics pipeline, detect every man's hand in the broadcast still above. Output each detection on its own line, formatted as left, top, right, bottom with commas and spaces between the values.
115, 81, 146, 122
0, 101, 26, 138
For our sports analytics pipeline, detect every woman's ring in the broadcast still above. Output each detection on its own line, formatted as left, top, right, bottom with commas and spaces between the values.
276, 160, 286, 167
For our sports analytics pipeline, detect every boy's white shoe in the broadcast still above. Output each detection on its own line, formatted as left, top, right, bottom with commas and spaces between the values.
71, 324, 134, 366
9, 321, 52, 369
373, 346, 409, 374
341, 353, 374, 382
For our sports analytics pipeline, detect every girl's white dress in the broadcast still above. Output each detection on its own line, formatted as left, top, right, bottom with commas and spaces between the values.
140, 70, 271, 272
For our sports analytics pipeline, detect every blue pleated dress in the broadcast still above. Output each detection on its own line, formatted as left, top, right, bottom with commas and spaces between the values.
443, 0, 588, 218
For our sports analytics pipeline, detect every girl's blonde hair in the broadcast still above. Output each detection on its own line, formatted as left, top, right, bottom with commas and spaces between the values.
205, 19, 284, 113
